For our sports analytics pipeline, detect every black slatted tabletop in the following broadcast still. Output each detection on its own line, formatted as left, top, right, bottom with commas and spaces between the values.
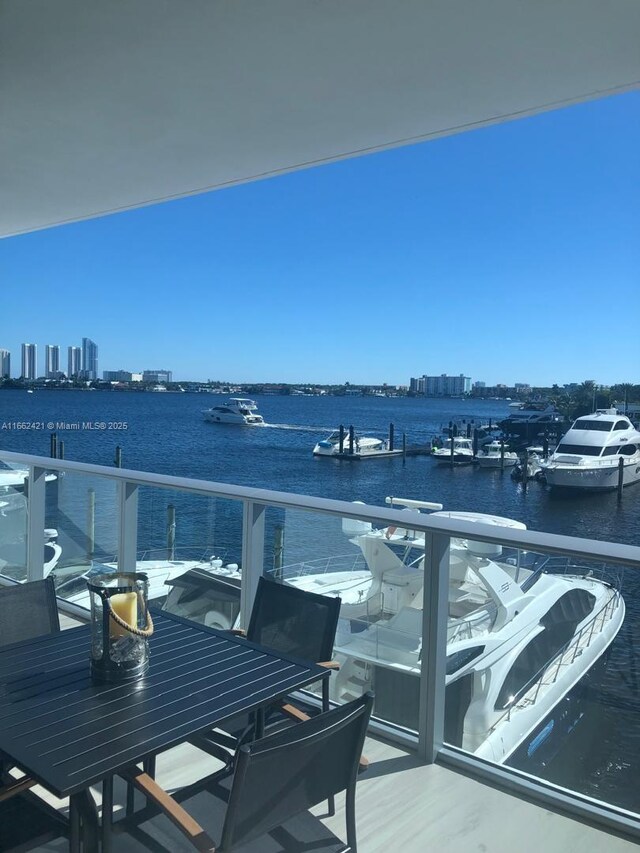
0, 610, 327, 797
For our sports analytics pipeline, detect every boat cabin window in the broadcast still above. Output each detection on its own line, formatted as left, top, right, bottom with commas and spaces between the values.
614, 420, 630, 431
602, 446, 620, 456
495, 590, 596, 711
446, 646, 485, 675
619, 443, 637, 456
556, 443, 602, 456
572, 420, 613, 431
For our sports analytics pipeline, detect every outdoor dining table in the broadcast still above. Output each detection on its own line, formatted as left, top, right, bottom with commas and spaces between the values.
0, 607, 329, 852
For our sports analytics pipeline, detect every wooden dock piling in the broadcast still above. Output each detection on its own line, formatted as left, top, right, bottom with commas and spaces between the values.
617, 456, 624, 501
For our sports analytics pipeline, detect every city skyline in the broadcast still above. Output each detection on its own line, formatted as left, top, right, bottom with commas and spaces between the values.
1, 92, 638, 386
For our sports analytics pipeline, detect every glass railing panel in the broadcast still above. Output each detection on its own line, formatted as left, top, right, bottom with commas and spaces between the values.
442, 539, 636, 816
46, 471, 119, 606
137, 486, 244, 629
265, 505, 425, 731
0, 462, 29, 581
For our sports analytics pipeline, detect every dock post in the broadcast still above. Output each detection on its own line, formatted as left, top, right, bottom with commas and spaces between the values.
466, 422, 471, 438
450, 434, 455, 465
50, 432, 57, 459
389, 422, 395, 452
114, 446, 122, 468
543, 434, 549, 459
472, 429, 479, 457
273, 524, 285, 580
167, 504, 176, 560
58, 441, 64, 460
617, 457, 624, 501
87, 488, 95, 560
348, 425, 355, 455
402, 432, 406, 465
500, 439, 505, 471
338, 425, 345, 455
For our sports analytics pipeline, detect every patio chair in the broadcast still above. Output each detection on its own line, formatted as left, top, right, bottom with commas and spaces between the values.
191, 577, 352, 768
120, 692, 374, 853
0, 579, 67, 850
0, 577, 60, 648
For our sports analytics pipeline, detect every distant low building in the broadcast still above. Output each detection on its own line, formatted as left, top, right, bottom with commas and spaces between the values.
143, 369, 173, 383
103, 370, 133, 382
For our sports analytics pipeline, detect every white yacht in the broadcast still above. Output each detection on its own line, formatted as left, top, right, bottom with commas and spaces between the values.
277, 499, 624, 765
541, 409, 640, 490
499, 403, 564, 437
476, 440, 518, 468
313, 430, 385, 456
0, 463, 57, 494
431, 436, 475, 464
203, 397, 265, 425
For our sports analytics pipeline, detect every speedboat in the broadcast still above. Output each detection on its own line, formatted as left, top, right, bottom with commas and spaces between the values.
203, 397, 265, 425
541, 409, 640, 490
499, 402, 564, 437
431, 436, 475, 464
512, 446, 546, 481
313, 430, 385, 456
273, 498, 624, 765
476, 440, 518, 468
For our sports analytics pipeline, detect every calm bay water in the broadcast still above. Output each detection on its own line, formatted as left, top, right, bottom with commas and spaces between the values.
1, 389, 640, 810
1, 389, 638, 545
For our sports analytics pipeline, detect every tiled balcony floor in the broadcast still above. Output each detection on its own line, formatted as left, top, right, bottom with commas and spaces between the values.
24, 732, 637, 853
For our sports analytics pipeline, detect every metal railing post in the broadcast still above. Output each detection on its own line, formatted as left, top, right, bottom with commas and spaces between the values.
240, 500, 266, 627
26, 465, 47, 582
117, 481, 139, 573
418, 531, 450, 763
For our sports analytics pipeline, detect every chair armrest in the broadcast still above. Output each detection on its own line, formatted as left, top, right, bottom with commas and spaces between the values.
229, 628, 246, 637
122, 768, 217, 852
0, 776, 36, 803
318, 660, 340, 670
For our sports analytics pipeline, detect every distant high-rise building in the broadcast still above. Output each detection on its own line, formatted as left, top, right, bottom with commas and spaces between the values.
81, 337, 98, 380
411, 373, 471, 396
45, 344, 60, 378
0, 349, 10, 379
21, 343, 37, 380
68, 346, 81, 377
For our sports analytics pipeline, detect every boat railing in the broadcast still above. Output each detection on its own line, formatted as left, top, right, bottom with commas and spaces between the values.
495, 585, 621, 727
280, 552, 368, 579
447, 601, 498, 642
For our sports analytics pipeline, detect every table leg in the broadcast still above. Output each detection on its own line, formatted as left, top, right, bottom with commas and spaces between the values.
102, 775, 113, 853
69, 794, 81, 853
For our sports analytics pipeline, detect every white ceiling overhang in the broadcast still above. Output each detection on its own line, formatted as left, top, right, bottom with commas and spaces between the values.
1, 0, 639, 238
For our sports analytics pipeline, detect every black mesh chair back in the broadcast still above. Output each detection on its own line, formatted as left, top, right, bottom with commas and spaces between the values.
247, 577, 341, 664
0, 579, 60, 649
219, 692, 373, 852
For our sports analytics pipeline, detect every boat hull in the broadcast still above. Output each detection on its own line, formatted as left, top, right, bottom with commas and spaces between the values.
477, 455, 518, 468
543, 459, 640, 490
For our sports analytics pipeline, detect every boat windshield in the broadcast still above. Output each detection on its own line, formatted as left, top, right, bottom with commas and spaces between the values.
556, 443, 603, 456
572, 420, 613, 431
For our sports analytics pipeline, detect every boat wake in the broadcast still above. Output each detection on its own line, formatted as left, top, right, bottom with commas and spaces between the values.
261, 423, 334, 432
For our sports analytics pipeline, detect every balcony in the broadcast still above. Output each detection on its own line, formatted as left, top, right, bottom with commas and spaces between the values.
1, 449, 640, 850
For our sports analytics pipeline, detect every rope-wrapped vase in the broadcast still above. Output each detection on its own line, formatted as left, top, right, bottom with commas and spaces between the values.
87, 572, 153, 682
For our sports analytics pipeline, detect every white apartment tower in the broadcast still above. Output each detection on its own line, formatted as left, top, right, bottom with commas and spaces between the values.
68, 346, 81, 377
21, 343, 37, 380
45, 344, 60, 378
0, 349, 10, 378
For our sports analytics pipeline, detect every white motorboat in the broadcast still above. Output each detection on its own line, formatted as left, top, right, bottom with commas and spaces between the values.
499, 402, 564, 437
541, 409, 640, 490
0, 463, 57, 494
476, 440, 518, 468
431, 436, 475, 464
273, 498, 624, 765
52, 551, 240, 610
512, 446, 546, 481
313, 430, 385, 456
203, 397, 265, 425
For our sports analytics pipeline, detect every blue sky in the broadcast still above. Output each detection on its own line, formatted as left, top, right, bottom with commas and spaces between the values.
2, 91, 639, 387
